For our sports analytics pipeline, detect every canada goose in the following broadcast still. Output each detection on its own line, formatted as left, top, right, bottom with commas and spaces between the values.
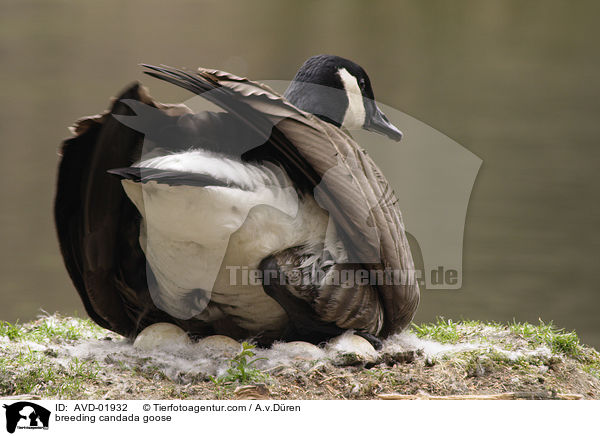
54, 55, 419, 349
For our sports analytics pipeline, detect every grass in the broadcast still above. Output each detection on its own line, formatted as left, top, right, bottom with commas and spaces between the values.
408, 317, 600, 389
413, 317, 584, 358
364, 368, 406, 387
26, 317, 107, 343
1, 315, 108, 344
0, 346, 101, 397
412, 318, 462, 344
582, 361, 600, 379
411, 317, 498, 344
410, 317, 600, 380
0, 314, 110, 398
509, 319, 581, 356
0, 320, 23, 340
0, 314, 598, 399
211, 342, 268, 387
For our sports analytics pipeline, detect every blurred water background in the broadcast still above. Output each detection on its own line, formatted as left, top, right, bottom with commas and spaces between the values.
1, 0, 598, 346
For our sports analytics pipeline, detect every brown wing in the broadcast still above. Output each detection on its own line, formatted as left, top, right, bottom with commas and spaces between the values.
54, 83, 216, 338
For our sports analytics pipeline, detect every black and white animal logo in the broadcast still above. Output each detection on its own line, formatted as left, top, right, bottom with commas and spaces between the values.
3, 402, 50, 433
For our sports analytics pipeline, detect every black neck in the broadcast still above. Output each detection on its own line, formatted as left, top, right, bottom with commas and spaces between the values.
284, 80, 347, 128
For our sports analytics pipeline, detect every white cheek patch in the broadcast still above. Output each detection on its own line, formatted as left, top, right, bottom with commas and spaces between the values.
337, 67, 366, 130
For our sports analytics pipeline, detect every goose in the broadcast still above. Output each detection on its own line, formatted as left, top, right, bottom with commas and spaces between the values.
54, 54, 419, 349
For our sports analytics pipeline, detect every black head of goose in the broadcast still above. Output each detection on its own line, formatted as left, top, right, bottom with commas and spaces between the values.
284, 54, 403, 140
54, 54, 419, 348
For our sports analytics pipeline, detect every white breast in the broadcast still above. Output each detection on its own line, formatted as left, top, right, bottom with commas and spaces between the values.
121, 149, 331, 333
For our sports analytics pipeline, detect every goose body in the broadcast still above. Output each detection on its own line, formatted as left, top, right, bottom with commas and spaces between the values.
123, 149, 331, 332
55, 55, 419, 345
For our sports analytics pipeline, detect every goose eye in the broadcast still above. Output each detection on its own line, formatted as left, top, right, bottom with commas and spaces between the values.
359, 78, 366, 91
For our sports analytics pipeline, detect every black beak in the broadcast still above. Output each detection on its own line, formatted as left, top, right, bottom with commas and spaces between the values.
364, 103, 403, 142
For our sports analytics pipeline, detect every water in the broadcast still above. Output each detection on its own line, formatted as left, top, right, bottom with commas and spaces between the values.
1, 0, 598, 347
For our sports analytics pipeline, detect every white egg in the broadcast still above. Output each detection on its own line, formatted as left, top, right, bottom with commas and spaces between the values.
133, 323, 191, 351
270, 341, 325, 360
328, 333, 378, 363
194, 335, 241, 356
